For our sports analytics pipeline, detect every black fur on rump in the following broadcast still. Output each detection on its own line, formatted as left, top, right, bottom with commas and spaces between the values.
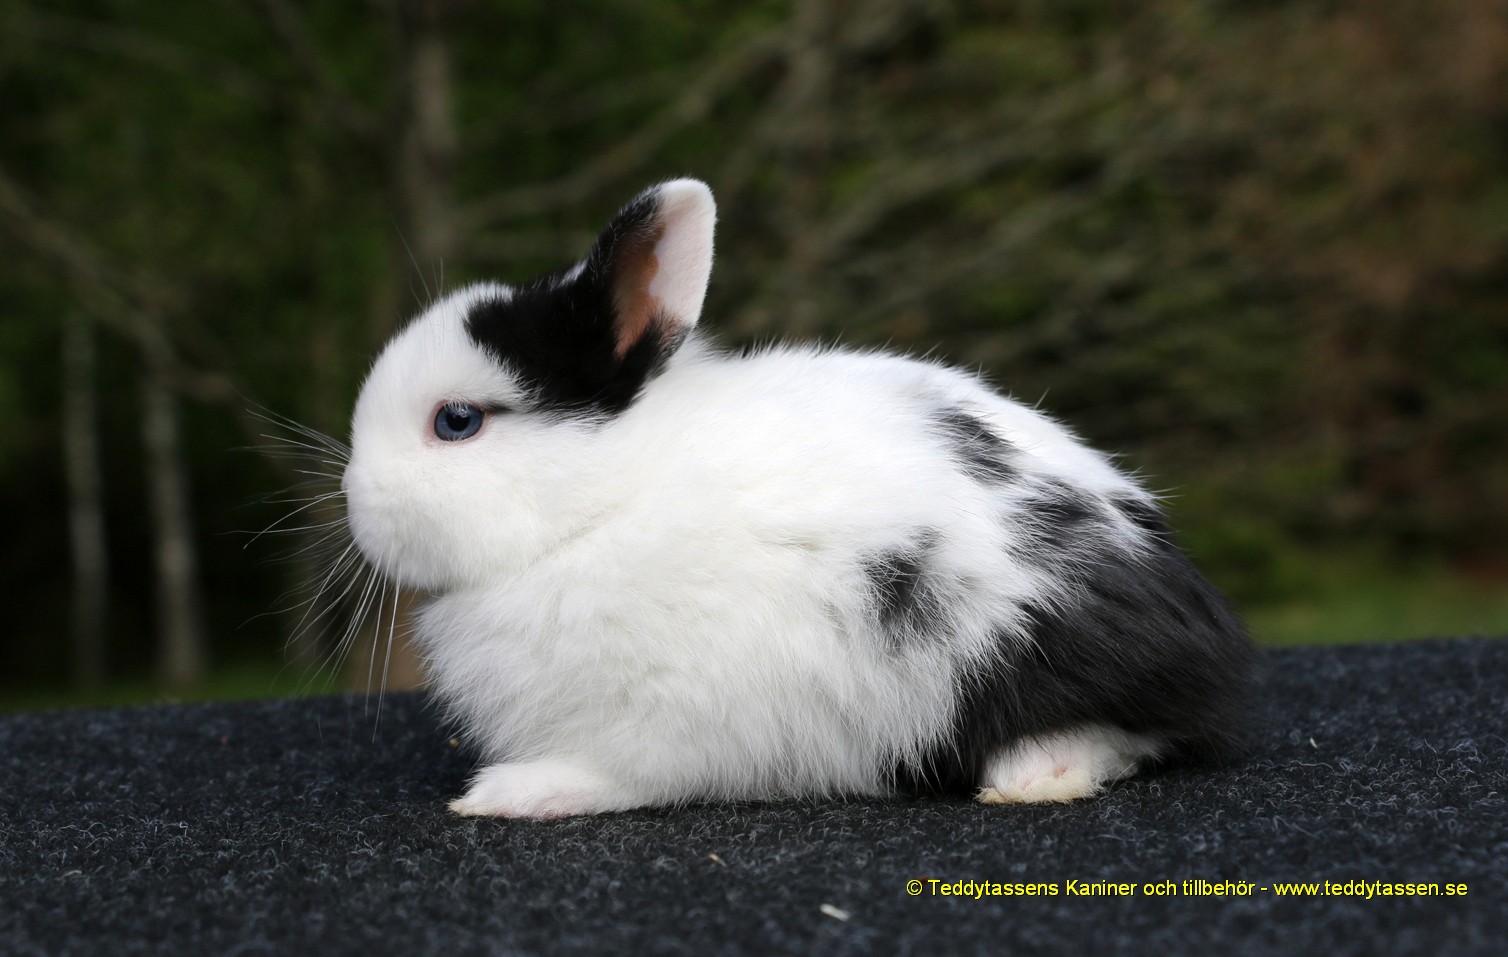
895, 489, 1255, 795
465, 191, 682, 416
929, 407, 1017, 483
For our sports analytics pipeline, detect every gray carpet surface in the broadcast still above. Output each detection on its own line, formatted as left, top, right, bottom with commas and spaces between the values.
2, 638, 1505, 955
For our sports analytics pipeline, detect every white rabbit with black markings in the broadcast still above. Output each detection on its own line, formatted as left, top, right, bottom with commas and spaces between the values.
341, 178, 1254, 818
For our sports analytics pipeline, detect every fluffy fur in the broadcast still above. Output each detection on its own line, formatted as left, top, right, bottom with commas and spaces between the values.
342, 178, 1253, 818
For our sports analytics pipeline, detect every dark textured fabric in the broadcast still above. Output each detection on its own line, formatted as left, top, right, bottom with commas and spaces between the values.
2, 638, 1504, 956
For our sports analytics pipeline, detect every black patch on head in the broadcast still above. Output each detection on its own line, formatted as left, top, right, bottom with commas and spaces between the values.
895, 496, 1254, 795
862, 530, 947, 651
930, 408, 1017, 483
464, 192, 681, 417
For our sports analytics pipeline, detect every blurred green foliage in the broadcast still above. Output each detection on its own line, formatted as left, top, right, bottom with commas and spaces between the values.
1, 0, 1505, 701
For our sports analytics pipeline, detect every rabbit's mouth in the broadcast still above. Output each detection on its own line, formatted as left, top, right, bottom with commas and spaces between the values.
343, 499, 426, 592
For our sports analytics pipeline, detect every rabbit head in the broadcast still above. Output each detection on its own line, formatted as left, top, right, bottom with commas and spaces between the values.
342, 179, 716, 592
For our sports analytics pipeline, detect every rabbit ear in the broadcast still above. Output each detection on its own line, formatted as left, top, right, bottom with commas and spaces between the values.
588, 179, 716, 358
462, 180, 717, 417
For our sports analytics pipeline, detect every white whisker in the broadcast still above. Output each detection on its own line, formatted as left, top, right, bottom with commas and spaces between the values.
243, 492, 349, 547
246, 407, 396, 708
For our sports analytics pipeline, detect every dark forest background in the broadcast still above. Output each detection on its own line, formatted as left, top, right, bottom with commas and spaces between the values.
2, 0, 1506, 707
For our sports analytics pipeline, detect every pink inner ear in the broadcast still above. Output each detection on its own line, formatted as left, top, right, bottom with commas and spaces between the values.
611, 225, 666, 359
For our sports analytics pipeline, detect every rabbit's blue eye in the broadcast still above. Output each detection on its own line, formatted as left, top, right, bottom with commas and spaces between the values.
434, 402, 484, 441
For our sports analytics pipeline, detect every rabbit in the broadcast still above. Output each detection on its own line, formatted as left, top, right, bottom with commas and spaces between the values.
340, 178, 1254, 818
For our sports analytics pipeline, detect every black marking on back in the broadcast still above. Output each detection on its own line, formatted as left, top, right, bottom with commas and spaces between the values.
895, 491, 1254, 795
465, 192, 680, 417
930, 408, 1017, 483
1017, 481, 1103, 552
862, 530, 946, 651
1111, 495, 1176, 545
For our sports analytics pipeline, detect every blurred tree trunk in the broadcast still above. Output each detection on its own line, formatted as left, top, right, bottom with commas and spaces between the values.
351, 0, 461, 692
254, 0, 452, 690
62, 309, 108, 689
141, 342, 207, 690
392, 0, 458, 293
2, 166, 240, 693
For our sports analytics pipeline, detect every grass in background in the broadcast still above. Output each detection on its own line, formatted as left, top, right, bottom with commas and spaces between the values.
1244, 564, 1508, 647
1, 660, 346, 714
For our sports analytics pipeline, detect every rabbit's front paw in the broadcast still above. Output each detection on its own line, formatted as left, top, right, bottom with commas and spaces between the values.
449, 759, 633, 819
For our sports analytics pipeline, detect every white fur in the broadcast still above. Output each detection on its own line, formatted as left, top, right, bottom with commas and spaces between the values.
343, 180, 1162, 817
